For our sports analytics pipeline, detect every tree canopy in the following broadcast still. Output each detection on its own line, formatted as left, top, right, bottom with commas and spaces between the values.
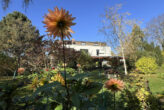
0, 11, 39, 67
124, 24, 145, 61
147, 14, 164, 50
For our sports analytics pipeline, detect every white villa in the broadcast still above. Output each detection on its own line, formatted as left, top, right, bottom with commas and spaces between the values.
65, 39, 111, 58
49, 39, 112, 67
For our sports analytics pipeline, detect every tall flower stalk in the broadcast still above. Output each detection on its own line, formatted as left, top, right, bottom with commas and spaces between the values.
43, 7, 76, 109
105, 78, 124, 110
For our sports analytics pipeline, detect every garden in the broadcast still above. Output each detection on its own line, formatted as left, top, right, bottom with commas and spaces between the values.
0, 1, 164, 110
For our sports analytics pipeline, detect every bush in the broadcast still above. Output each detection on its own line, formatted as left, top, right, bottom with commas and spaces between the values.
60, 67, 76, 74
77, 51, 96, 70
135, 57, 158, 74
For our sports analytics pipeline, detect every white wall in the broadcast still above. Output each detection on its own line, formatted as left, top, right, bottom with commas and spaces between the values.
66, 44, 111, 57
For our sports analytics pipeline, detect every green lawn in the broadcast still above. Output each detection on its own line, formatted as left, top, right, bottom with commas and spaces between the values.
147, 67, 164, 95
147, 74, 164, 95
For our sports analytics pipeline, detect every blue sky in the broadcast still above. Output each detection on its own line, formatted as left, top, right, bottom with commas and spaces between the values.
0, 0, 164, 42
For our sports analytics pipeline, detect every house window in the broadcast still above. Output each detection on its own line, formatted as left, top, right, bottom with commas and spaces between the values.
80, 49, 88, 53
81, 42, 86, 45
96, 49, 99, 56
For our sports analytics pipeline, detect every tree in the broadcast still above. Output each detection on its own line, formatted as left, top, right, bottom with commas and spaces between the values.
140, 42, 163, 66
0, 11, 39, 70
23, 36, 47, 72
0, 52, 17, 76
124, 24, 145, 61
147, 14, 164, 50
1, 0, 32, 10
101, 4, 133, 75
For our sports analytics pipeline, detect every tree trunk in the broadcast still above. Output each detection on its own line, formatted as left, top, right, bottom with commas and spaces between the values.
121, 46, 128, 75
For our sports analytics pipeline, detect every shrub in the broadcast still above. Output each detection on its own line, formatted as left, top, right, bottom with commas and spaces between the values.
60, 67, 76, 74
135, 57, 158, 74
77, 51, 95, 70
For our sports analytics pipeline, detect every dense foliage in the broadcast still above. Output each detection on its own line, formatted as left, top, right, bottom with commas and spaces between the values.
0, 11, 40, 69
77, 51, 96, 70
136, 42, 163, 66
0, 70, 162, 110
135, 57, 158, 74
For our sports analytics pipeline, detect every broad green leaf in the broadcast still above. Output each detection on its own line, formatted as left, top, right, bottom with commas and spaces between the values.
33, 81, 61, 97
83, 82, 103, 95
71, 93, 80, 108
55, 104, 63, 110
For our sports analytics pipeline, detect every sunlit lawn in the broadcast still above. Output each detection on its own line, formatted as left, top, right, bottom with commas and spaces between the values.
147, 67, 164, 95
148, 74, 164, 95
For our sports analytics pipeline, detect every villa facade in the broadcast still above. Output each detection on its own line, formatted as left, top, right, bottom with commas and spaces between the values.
65, 39, 111, 58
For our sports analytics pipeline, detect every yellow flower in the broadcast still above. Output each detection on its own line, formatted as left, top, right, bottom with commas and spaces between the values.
51, 73, 65, 85
136, 88, 149, 101
39, 78, 48, 86
31, 77, 39, 88
43, 7, 76, 40
28, 77, 39, 91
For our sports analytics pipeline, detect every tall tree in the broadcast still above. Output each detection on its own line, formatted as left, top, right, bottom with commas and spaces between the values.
141, 42, 163, 66
124, 24, 145, 61
0, 11, 39, 69
101, 4, 134, 75
0, 52, 17, 76
147, 14, 164, 50
23, 36, 47, 72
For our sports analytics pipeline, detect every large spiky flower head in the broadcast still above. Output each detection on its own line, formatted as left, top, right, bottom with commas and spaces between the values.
105, 79, 124, 92
43, 7, 76, 40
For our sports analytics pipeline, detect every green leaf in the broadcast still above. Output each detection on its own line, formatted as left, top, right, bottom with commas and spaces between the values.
55, 104, 63, 110
83, 82, 103, 95
33, 81, 61, 97
70, 73, 90, 80
71, 93, 80, 108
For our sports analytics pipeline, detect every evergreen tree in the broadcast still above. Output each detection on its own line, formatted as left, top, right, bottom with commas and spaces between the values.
0, 11, 39, 69
141, 42, 163, 66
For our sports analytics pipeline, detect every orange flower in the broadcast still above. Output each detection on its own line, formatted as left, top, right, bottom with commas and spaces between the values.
43, 7, 76, 40
77, 64, 81, 67
105, 79, 124, 92
17, 68, 25, 75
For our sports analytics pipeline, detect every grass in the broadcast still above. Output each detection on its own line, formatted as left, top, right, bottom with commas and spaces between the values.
147, 67, 164, 95
147, 74, 164, 95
